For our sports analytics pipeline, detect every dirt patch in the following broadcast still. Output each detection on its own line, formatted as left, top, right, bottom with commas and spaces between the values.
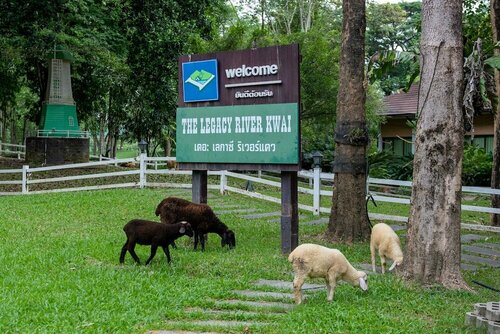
0, 157, 25, 169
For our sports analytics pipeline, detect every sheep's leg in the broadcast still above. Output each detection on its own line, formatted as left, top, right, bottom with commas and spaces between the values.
193, 231, 199, 250
200, 233, 206, 251
162, 245, 171, 263
379, 250, 386, 274
325, 278, 332, 301
119, 240, 128, 264
145, 244, 158, 265
127, 242, 141, 264
170, 241, 177, 249
292, 275, 305, 305
326, 270, 337, 302
370, 243, 376, 273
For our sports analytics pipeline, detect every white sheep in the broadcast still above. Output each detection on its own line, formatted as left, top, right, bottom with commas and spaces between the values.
370, 223, 403, 273
288, 243, 368, 305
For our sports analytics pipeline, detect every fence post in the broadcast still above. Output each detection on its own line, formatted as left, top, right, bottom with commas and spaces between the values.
22, 165, 29, 194
220, 170, 227, 195
139, 153, 146, 188
0, 140, 2, 157
313, 166, 321, 215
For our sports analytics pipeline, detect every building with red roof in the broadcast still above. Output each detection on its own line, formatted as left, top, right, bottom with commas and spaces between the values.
380, 84, 494, 156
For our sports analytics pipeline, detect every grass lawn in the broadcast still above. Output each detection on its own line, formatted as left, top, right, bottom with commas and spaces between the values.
0, 188, 499, 333
116, 149, 139, 159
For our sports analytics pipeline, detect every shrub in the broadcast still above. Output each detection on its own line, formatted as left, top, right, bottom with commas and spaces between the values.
368, 151, 413, 181
462, 144, 492, 186
368, 144, 493, 186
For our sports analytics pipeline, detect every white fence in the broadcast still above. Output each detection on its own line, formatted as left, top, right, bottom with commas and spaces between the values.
1, 155, 499, 232
37, 130, 90, 138
0, 141, 25, 159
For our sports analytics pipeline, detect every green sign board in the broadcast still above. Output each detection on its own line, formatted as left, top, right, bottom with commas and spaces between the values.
177, 103, 299, 164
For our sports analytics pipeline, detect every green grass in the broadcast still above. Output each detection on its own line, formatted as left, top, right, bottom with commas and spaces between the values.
115, 150, 138, 159
0, 188, 498, 333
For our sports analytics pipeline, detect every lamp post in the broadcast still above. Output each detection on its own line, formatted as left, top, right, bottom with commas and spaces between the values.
312, 151, 323, 169
138, 139, 147, 154
138, 139, 147, 188
312, 151, 323, 216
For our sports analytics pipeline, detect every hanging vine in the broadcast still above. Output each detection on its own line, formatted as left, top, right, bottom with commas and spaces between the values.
463, 38, 494, 135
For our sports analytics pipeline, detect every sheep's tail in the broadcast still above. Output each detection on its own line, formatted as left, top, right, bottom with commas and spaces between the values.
287, 251, 295, 263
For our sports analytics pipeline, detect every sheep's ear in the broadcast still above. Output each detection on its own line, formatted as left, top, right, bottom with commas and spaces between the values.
389, 261, 398, 271
359, 277, 368, 291
179, 226, 186, 234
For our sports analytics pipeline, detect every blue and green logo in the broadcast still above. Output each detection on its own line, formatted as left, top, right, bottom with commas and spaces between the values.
182, 59, 219, 103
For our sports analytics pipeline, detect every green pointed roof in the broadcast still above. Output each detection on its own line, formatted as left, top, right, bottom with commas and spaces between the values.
48, 45, 74, 61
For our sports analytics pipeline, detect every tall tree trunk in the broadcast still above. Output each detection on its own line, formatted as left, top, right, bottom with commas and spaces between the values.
112, 128, 119, 158
490, 0, 500, 227
92, 134, 98, 156
261, 0, 265, 31
326, 0, 370, 243
22, 117, 27, 145
10, 111, 17, 144
0, 107, 3, 141
99, 114, 106, 157
105, 132, 112, 157
2, 108, 7, 142
165, 137, 172, 156
401, 0, 469, 289
299, 0, 315, 33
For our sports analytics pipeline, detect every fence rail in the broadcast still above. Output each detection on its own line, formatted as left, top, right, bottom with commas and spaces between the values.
1, 155, 499, 233
37, 130, 90, 138
0, 141, 25, 159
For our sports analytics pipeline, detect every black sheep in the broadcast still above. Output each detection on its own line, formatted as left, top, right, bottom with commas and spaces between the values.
119, 220, 193, 265
155, 197, 236, 251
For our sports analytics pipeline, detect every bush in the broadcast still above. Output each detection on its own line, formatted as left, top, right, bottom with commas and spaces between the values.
462, 144, 492, 186
368, 144, 493, 186
368, 151, 414, 180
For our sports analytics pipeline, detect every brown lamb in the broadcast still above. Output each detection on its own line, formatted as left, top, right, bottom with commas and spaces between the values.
155, 197, 236, 251
119, 219, 193, 265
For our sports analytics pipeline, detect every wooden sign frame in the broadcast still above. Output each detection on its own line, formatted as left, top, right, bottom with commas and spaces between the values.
177, 44, 300, 253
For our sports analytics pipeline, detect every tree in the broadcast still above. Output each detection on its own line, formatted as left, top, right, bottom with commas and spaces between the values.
366, 2, 421, 94
401, 0, 469, 289
0, 38, 23, 142
326, 0, 371, 242
491, 0, 500, 226
125, 0, 224, 155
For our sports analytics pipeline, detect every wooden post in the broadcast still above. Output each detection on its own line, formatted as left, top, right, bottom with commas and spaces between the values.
192, 170, 208, 204
281, 171, 298, 254
220, 170, 227, 195
313, 166, 321, 215
139, 153, 146, 188
22, 165, 28, 194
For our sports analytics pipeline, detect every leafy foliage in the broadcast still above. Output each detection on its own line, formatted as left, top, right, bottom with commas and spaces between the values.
463, 0, 493, 56
368, 150, 413, 180
485, 54, 500, 69
369, 144, 493, 186
365, 2, 421, 95
462, 144, 493, 186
